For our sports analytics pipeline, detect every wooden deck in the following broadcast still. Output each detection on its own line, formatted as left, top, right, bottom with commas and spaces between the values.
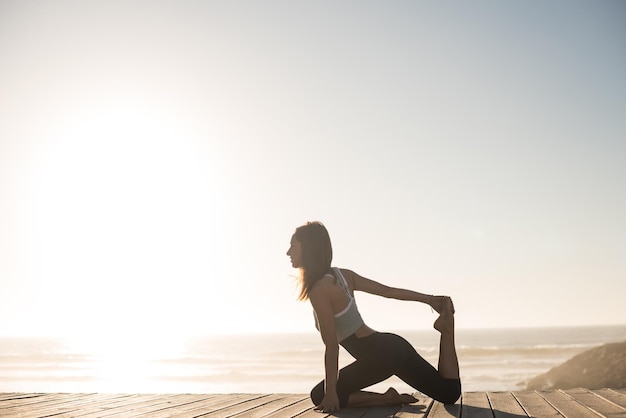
1, 389, 625, 417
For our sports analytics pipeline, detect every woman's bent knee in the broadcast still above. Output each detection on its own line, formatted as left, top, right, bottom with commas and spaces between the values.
310, 382, 324, 406
437, 379, 461, 405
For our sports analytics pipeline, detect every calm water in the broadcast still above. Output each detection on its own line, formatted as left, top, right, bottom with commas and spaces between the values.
1, 325, 625, 394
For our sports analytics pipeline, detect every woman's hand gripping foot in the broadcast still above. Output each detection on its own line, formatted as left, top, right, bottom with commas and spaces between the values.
434, 297, 455, 334
430, 295, 455, 315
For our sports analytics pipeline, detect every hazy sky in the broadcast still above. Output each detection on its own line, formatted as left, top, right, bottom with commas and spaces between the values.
1, 0, 625, 339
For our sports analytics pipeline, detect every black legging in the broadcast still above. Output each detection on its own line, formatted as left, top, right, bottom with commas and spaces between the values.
310, 332, 461, 408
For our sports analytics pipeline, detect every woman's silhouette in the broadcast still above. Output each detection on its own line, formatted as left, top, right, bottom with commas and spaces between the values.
287, 221, 461, 412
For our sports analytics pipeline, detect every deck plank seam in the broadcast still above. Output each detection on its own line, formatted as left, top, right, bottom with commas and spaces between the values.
510, 391, 533, 418
232, 394, 297, 416
0, 393, 88, 412
535, 391, 572, 418
215, 394, 289, 418
276, 398, 317, 418
559, 389, 606, 418
484, 392, 499, 418
421, 397, 434, 418
589, 390, 626, 412
127, 395, 221, 418
188, 394, 274, 418
225, 394, 297, 418
246, 396, 309, 418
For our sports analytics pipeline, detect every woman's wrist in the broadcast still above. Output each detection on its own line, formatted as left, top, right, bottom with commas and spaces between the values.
421, 293, 434, 306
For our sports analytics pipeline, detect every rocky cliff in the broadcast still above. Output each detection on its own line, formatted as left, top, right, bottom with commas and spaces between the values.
525, 341, 626, 390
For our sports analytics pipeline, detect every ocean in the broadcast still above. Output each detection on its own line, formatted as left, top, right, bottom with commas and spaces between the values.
1, 325, 625, 395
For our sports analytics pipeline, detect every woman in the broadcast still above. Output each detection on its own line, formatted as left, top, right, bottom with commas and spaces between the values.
286, 221, 461, 413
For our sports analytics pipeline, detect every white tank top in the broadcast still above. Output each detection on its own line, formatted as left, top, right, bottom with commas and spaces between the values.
313, 267, 365, 341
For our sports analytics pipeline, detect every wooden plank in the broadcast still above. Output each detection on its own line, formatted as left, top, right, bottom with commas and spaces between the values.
0, 393, 79, 410
426, 399, 460, 418
593, 389, 626, 409
249, 396, 311, 417
2, 392, 133, 416
124, 394, 222, 418
295, 405, 408, 418
295, 396, 431, 418
50, 393, 182, 418
0, 393, 46, 402
182, 394, 286, 417
394, 394, 432, 417
0, 393, 48, 409
0, 394, 76, 416
296, 405, 368, 418
360, 405, 401, 417
538, 390, 601, 418
3, 392, 626, 418
230, 394, 311, 418
394, 404, 431, 418
0, 393, 97, 414
291, 396, 431, 418
52, 394, 164, 417
512, 391, 561, 417
460, 392, 492, 418
15, 393, 138, 418
114, 394, 222, 418
288, 402, 335, 418
487, 392, 528, 417
51, 394, 173, 417
166, 394, 279, 418
564, 388, 626, 417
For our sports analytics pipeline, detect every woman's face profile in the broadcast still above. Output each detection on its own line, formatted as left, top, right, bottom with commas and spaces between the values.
287, 235, 303, 268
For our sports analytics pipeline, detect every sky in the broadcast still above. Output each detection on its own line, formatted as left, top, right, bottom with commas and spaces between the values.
1, 0, 625, 340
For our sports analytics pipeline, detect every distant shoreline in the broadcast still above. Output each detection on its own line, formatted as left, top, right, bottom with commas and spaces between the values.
2, 323, 625, 339
2, 325, 625, 393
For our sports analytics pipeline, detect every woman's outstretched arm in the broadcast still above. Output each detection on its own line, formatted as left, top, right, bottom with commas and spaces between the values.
343, 269, 447, 313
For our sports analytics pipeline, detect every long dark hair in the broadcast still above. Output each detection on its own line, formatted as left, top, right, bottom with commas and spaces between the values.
294, 221, 333, 300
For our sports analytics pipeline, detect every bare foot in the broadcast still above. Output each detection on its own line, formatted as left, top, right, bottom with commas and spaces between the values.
383, 387, 418, 405
433, 297, 455, 334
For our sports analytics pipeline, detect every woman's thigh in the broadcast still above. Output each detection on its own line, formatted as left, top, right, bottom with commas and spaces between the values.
311, 356, 398, 408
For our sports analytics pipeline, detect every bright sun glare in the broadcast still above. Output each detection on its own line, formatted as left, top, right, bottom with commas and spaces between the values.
23, 102, 226, 338
66, 330, 186, 393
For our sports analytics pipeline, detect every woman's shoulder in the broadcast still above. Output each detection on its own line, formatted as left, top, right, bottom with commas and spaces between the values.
336, 267, 355, 276
336, 268, 359, 290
